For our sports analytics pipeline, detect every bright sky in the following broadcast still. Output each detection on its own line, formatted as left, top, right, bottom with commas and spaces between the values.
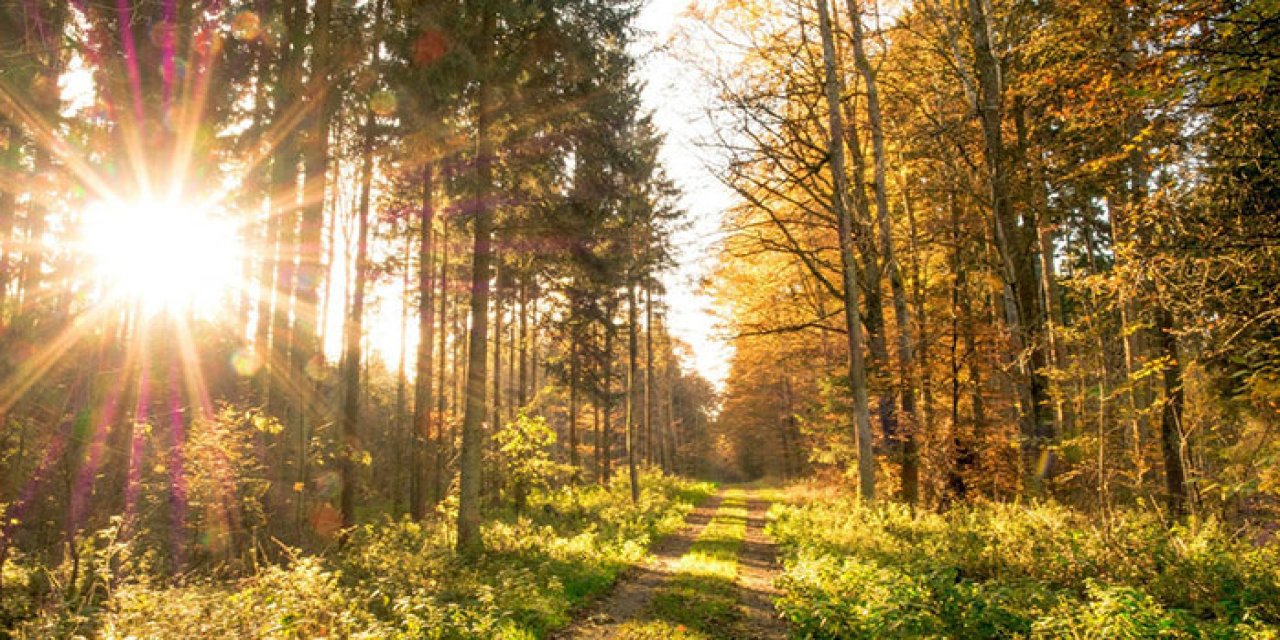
634, 0, 735, 390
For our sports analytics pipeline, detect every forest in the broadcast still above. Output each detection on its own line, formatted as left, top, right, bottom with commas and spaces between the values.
0, 0, 1276, 638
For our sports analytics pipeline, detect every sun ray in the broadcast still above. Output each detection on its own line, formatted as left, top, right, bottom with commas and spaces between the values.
0, 300, 115, 416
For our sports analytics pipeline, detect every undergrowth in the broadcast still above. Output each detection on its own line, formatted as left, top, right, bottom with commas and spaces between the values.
769, 488, 1280, 639
3, 471, 715, 639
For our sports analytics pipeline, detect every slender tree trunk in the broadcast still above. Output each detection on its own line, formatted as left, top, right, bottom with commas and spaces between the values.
602, 317, 615, 484
457, 13, 496, 552
594, 401, 603, 484
966, 0, 1051, 485
298, 0, 333, 374
396, 210, 411, 513
626, 281, 640, 503
1156, 310, 1187, 515
518, 282, 529, 409
0, 124, 16, 316
507, 288, 517, 421
946, 192, 973, 503
644, 285, 655, 467
435, 215, 449, 505
569, 330, 580, 480
817, 0, 875, 501
452, 281, 463, 417
492, 261, 504, 431
268, 0, 307, 535
339, 90, 376, 533
847, 0, 921, 504
412, 163, 436, 520
840, 100, 896, 454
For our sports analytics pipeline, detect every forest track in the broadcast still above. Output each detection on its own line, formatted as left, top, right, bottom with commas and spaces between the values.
737, 495, 789, 639
552, 487, 788, 640
552, 490, 724, 639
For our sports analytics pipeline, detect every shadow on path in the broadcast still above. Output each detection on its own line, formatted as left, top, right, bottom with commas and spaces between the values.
555, 488, 790, 640
552, 491, 726, 640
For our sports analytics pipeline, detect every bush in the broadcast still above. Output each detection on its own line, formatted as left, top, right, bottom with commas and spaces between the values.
8, 470, 714, 639
769, 492, 1280, 639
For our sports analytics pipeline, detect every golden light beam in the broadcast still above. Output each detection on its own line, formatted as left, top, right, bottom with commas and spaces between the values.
0, 300, 116, 417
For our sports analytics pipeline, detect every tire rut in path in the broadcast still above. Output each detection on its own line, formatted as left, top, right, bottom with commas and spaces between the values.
552, 491, 726, 640
737, 495, 788, 640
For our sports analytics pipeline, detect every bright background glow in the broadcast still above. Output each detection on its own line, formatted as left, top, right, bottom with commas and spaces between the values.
79, 198, 244, 315
635, 0, 735, 390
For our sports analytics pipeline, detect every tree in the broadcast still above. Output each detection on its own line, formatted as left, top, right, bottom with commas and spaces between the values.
816, 0, 876, 501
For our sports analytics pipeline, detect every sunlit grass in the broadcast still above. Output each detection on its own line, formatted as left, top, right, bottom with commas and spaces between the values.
618, 489, 748, 640
768, 490, 1280, 639
8, 472, 716, 638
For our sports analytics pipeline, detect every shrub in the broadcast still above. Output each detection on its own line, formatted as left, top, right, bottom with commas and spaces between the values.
769, 492, 1280, 639
10, 470, 714, 639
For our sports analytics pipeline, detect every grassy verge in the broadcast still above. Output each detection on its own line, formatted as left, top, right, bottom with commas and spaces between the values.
768, 487, 1280, 639
7, 471, 715, 639
617, 489, 748, 640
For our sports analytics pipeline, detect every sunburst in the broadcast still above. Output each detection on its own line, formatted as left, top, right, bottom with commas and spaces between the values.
77, 196, 246, 316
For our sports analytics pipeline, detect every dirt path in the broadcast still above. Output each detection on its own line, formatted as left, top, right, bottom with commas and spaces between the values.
552, 491, 725, 640
737, 495, 789, 639
553, 488, 788, 640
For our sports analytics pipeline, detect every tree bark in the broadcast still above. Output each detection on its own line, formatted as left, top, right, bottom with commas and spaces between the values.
817, 0, 875, 501
298, 0, 333, 374
966, 0, 1051, 484
340, 85, 376, 532
847, 0, 921, 504
602, 315, 615, 484
644, 284, 655, 466
1156, 308, 1187, 515
434, 213, 449, 506
492, 260, 504, 432
626, 281, 640, 503
411, 163, 436, 520
456, 11, 496, 553
569, 328, 580, 480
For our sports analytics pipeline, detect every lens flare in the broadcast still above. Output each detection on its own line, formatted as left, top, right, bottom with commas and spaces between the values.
79, 197, 244, 316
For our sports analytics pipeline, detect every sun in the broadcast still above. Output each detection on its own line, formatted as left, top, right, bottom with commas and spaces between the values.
79, 197, 245, 316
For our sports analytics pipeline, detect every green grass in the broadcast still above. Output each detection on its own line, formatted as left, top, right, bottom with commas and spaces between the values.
5, 471, 716, 639
617, 489, 749, 640
768, 489, 1280, 639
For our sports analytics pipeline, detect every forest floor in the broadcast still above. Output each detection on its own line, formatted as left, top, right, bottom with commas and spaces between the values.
553, 487, 789, 640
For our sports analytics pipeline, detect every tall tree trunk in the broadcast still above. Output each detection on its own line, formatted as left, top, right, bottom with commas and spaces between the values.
946, 191, 973, 503
412, 163, 436, 520
507, 286, 517, 420
569, 329, 580, 480
1156, 308, 1187, 515
267, 0, 306, 534
396, 208, 411, 513
298, 0, 333, 373
847, 0, 921, 504
457, 12, 496, 552
340, 88, 376, 533
644, 285, 655, 467
966, 0, 1051, 485
602, 317, 615, 484
816, 0, 875, 501
594, 400, 603, 484
626, 281, 640, 503
492, 260, 504, 432
840, 97, 895, 454
435, 214, 449, 505
529, 295, 540, 397
0, 124, 16, 316
518, 282, 529, 409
